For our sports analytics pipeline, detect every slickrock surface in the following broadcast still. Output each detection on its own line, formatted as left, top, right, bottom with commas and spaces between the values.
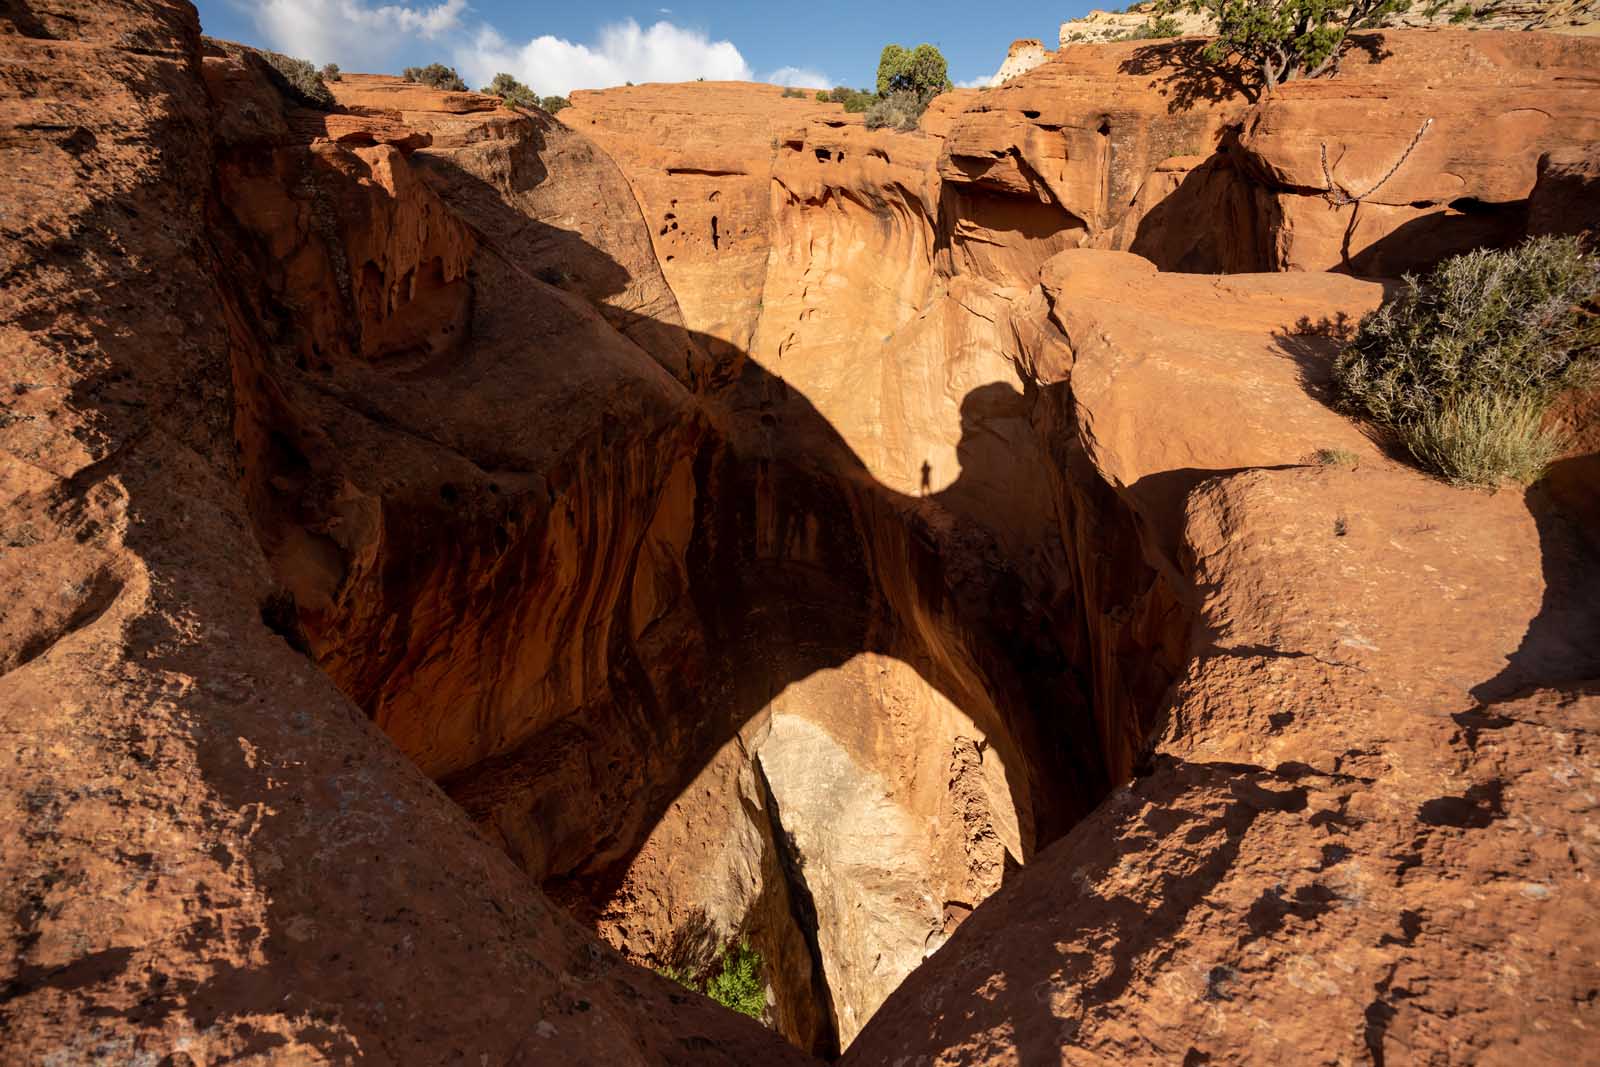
2, 3, 1597, 1064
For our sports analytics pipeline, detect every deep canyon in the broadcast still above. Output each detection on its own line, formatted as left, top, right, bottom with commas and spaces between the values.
2, 2, 1599, 1064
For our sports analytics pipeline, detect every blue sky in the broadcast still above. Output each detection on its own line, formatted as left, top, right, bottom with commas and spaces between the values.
193, 1, 1097, 95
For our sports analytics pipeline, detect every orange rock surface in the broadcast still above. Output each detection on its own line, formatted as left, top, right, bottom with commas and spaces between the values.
2, 3, 1597, 1065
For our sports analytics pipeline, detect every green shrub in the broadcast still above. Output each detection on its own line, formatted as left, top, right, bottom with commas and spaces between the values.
705, 941, 765, 1020
1332, 235, 1600, 487
781, 86, 806, 98
1399, 394, 1568, 487
656, 941, 766, 1021
403, 63, 468, 91
828, 85, 876, 112
876, 43, 952, 97
864, 89, 928, 132
1127, 14, 1184, 38
1449, 3, 1475, 20
815, 90, 829, 102
483, 72, 539, 109
540, 95, 571, 114
261, 50, 335, 108
320, 62, 341, 82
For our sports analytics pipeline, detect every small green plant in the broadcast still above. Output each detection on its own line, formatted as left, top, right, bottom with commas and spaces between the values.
1448, 3, 1475, 20
320, 62, 342, 82
402, 63, 468, 91
1127, 14, 1184, 37
483, 72, 539, 109
540, 94, 571, 114
828, 85, 876, 112
261, 49, 334, 108
815, 89, 830, 102
1332, 235, 1600, 487
781, 86, 806, 98
656, 941, 767, 1021
705, 941, 765, 1019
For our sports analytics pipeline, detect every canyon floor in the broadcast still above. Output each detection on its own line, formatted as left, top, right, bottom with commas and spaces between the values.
1, 3, 1598, 1065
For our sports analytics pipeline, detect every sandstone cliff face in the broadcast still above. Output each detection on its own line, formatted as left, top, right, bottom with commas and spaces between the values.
536, 27, 1600, 1058
0, 5, 807, 1065
3, 4, 1598, 1065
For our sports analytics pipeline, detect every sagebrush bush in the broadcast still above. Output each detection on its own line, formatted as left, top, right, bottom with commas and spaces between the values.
1399, 394, 1568, 487
320, 62, 341, 82
829, 85, 875, 112
540, 95, 571, 114
484, 72, 539, 109
864, 89, 928, 131
1333, 235, 1599, 487
781, 86, 806, 99
403, 63, 468, 91
261, 50, 334, 108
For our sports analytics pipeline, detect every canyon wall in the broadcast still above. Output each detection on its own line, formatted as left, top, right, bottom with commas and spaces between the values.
0, 4, 806, 1064
2, 4, 1598, 1065
562, 26, 1600, 1057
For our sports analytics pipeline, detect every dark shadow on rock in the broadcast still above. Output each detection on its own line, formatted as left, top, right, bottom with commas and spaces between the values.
204, 136, 1126, 1056
848, 757, 1318, 1067
1127, 145, 1275, 273
1117, 39, 1260, 114
1335, 197, 1529, 277
1472, 460, 1600, 701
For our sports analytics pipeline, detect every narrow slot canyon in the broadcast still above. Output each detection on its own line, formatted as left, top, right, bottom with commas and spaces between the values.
3, 7, 1599, 1065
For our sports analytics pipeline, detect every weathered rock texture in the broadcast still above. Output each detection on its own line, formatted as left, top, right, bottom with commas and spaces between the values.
2, 3, 1598, 1065
1056, 0, 1598, 47
845, 251, 1600, 1066
0, 5, 806, 1065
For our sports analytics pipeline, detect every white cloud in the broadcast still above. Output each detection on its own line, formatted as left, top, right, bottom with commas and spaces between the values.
237, 3, 822, 99
955, 74, 997, 89
243, 0, 466, 68
764, 65, 831, 89
459, 19, 753, 96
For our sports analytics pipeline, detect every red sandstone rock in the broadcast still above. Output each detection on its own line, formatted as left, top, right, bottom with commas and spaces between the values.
2, 4, 1597, 1065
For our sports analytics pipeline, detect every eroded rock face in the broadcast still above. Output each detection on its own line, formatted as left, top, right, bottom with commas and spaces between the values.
846, 252, 1600, 1066
0, 7, 807, 1065
954, 30, 1600, 276
1055, 0, 1599, 47
3, 5, 1597, 1065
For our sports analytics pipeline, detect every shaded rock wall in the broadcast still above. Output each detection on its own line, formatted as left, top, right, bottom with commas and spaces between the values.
0, 5, 809, 1065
